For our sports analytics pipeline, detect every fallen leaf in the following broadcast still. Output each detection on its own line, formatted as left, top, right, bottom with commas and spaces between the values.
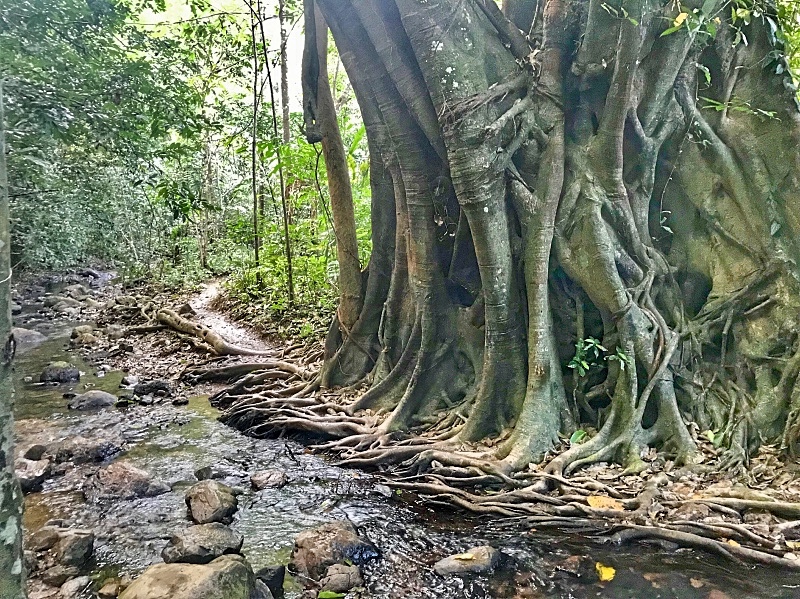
595, 562, 616, 582
587, 495, 624, 510
786, 541, 800, 549
453, 553, 474, 561
690, 577, 705, 588
726, 539, 741, 548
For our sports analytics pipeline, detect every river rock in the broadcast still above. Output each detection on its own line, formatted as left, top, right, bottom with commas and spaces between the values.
41, 565, 81, 587
13, 327, 47, 350
30, 526, 61, 551
161, 523, 243, 565
40, 362, 80, 383
51, 436, 122, 464
16, 457, 52, 492
98, 580, 122, 598
67, 390, 117, 410
24, 444, 48, 461
87, 461, 170, 500
319, 563, 363, 593
133, 380, 172, 397
59, 575, 91, 598
433, 546, 501, 576
70, 325, 94, 338
11, 302, 22, 314
56, 530, 94, 568
254, 566, 284, 597
70, 332, 99, 347
251, 580, 274, 599
185, 481, 238, 524
290, 521, 379, 581
119, 555, 255, 599
105, 325, 126, 341
250, 470, 287, 490
194, 463, 246, 482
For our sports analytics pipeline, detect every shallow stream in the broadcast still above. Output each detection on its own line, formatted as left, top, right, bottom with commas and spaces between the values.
14, 307, 800, 599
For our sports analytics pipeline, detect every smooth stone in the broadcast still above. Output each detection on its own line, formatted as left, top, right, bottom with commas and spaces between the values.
161, 523, 243, 565
254, 565, 285, 597
251, 580, 274, 599
40, 362, 80, 383
60, 575, 91, 598
13, 327, 47, 350
29, 526, 61, 551
86, 461, 170, 501
433, 545, 501, 576
56, 530, 94, 568
24, 444, 48, 461
15, 458, 52, 493
185, 481, 238, 525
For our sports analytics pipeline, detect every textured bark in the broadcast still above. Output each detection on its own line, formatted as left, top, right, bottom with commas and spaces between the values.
0, 80, 25, 599
230, 0, 800, 477
279, 0, 291, 144
303, 2, 364, 333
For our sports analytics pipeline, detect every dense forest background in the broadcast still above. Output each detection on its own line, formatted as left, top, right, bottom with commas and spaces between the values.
1, 0, 372, 337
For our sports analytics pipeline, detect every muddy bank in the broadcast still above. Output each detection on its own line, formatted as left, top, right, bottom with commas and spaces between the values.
11, 273, 800, 599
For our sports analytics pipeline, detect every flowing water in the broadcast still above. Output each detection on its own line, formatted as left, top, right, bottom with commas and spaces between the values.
14, 308, 800, 599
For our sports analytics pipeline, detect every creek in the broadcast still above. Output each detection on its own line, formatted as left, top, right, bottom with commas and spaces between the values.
13, 282, 800, 599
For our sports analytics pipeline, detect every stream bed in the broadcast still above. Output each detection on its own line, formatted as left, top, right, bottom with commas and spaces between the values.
13, 297, 800, 599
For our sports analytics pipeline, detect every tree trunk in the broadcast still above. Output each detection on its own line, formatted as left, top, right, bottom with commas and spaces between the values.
279, 0, 291, 144
0, 80, 26, 599
230, 0, 800, 477
303, 0, 364, 378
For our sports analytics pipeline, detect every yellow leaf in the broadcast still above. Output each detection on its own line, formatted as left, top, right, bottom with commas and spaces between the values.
674, 12, 688, 26
453, 553, 474, 561
787, 541, 800, 549
595, 562, 616, 582
726, 539, 741, 548
587, 495, 624, 510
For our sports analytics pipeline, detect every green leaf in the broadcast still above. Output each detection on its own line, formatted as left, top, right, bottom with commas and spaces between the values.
570, 429, 588, 444
318, 592, 346, 599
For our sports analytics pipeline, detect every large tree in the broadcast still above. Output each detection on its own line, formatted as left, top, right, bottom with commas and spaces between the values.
224, 0, 800, 482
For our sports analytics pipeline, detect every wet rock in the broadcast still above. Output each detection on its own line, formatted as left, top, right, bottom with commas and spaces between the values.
554, 555, 596, 580
172, 398, 189, 406
59, 575, 91, 598
185, 480, 238, 525
13, 327, 47, 350
87, 461, 170, 501
194, 463, 246, 482
29, 526, 61, 551
254, 565, 285, 597
24, 549, 39, 573
52, 437, 122, 464
250, 470, 287, 490
251, 580, 275, 599
161, 523, 243, 565
290, 521, 379, 581
119, 555, 255, 599
44, 296, 79, 308
133, 380, 172, 397
319, 563, 363, 593
63, 284, 90, 299
11, 302, 22, 314
24, 444, 48, 461
56, 530, 94, 568
70, 333, 99, 347
41, 565, 81, 587
40, 362, 80, 383
16, 457, 52, 492
433, 546, 501, 576
67, 390, 117, 410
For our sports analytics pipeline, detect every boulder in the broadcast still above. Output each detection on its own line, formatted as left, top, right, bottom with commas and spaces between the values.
250, 470, 287, 490
319, 563, 363, 593
133, 380, 171, 397
161, 523, 243, 565
13, 327, 47, 351
433, 546, 501, 576
40, 362, 80, 384
16, 457, 52, 492
67, 390, 117, 410
55, 530, 94, 568
119, 555, 255, 599
59, 575, 91, 598
254, 565, 285, 598
185, 481, 238, 525
41, 565, 80, 587
87, 461, 170, 501
290, 521, 379, 581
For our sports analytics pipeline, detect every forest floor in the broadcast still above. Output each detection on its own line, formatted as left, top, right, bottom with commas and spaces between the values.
10, 269, 800, 598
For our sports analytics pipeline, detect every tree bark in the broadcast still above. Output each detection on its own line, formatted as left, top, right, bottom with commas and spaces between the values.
279, 0, 291, 144
229, 0, 800, 478
303, 0, 363, 333
0, 79, 26, 599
